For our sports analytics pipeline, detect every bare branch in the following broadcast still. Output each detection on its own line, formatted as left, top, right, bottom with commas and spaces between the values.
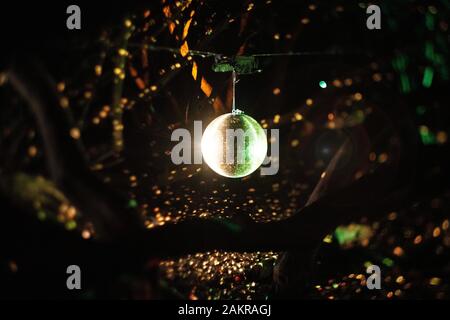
7, 56, 143, 240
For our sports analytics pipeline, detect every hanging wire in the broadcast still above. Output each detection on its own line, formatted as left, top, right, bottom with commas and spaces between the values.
231, 69, 243, 115
129, 43, 347, 60
129, 43, 221, 58
232, 69, 236, 113
251, 51, 343, 57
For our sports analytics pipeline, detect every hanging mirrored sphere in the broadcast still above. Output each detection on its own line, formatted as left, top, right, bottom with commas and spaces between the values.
201, 112, 268, 178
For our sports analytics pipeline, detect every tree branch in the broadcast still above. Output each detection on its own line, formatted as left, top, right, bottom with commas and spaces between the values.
7, 56, 143, 241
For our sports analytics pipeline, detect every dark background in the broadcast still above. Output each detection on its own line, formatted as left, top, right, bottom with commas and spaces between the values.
0, 0, 449, 299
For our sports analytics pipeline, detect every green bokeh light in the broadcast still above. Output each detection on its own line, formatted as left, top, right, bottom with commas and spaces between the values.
319, 80, 327, 88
